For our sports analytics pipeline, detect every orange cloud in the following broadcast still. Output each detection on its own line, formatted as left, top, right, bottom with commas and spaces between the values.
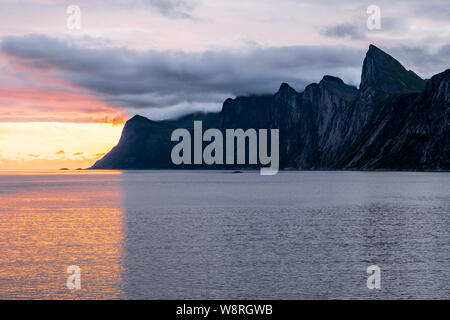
27, 153, 40, 158
94, 153, 106, 158
0, 87, 129, 124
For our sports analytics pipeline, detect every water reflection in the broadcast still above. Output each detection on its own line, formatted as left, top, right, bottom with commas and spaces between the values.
2, 170, 450, 299
119, 171, 450, 299
0, 171, 125, 299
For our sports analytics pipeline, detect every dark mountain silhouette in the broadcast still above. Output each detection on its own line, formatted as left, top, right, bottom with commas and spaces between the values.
92, 45, 449, 171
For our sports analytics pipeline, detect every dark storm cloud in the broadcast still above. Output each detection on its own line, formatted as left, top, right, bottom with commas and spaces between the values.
1, 35, 366, 111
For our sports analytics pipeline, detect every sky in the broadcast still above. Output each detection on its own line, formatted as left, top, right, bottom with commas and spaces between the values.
0, 0, 449, 169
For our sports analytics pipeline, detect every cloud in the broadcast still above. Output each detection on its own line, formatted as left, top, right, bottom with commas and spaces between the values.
27, 153, 40, 158
410, 0, 450, 21
2, 34, 448, 120
385, 44, 450, 78
321, 18, 410, 41
141, 0, 198, 18
0, 86, 128, 123
305, 0, 450, 22
1, 35, 366, 118
322, 23, 365, 40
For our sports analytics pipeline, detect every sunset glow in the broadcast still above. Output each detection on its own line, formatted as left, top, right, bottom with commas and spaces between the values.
0, 122, 124, 169
0, 0, 448, 170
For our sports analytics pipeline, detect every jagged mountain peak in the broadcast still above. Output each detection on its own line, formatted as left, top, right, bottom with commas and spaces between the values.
361, 44, 425, 93
277, 82, 297, 94
318, 75, 358, 100
92, 45, 449, 171
320, 75, 344, 84
125, 114, 165, 130
367, 44, 384, 54
422, 69, 450, 103
128, 114, 150, 123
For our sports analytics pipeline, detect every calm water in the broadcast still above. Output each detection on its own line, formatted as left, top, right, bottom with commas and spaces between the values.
1, 170, 450, 299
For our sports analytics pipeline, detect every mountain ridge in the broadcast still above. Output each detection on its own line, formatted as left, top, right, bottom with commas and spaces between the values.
92, 45, 450, 171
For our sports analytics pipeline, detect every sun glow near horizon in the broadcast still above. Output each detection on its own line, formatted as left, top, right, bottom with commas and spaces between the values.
0, 122, 125, 169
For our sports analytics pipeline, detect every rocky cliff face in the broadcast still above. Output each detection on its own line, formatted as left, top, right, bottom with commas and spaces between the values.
360, 45, 425, 94
91, 45, 449, 171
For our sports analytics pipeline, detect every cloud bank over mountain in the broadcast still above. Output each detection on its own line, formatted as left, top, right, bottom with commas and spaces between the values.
3, 34, 449, 119
1, 35, 365, 117
0, 0, 449, 120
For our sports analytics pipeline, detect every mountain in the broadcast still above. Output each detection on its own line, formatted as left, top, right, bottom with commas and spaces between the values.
360, 45, 425, 94
92, 45, 449, 171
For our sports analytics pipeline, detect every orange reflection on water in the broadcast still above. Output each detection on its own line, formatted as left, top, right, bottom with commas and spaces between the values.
0, 170, 123, 176
0, 171, 125, 299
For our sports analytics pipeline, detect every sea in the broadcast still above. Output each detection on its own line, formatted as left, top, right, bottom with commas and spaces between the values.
1, 170, 449, 299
